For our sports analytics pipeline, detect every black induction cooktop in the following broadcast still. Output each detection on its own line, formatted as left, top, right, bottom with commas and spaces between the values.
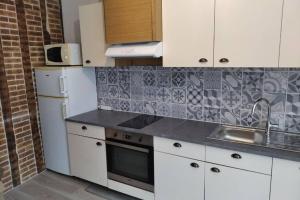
118, 114, 163, 129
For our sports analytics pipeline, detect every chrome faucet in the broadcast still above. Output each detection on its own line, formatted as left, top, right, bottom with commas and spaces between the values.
251, 98, 278, 139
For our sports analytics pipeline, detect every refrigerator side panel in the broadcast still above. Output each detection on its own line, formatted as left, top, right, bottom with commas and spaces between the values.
38, 96, 70, 175
65, 67, 97, 116
35, 68, 67, 97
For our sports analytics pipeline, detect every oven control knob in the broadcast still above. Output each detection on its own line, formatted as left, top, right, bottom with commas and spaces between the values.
125, 134, 131, 140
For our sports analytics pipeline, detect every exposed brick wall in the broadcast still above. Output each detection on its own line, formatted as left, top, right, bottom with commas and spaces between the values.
0, 0, 63, 191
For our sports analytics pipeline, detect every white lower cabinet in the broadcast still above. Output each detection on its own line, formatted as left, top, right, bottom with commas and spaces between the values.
205, 163, 271, 200
154, 151, 204, 200
271, 158, 300, 200
68, 134, 107, 186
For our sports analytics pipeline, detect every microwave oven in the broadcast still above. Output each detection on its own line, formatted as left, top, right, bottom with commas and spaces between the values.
44, 43, 82, 66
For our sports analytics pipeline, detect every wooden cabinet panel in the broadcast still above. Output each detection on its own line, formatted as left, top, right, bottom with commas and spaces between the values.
279, 0, 300, 67
214, 0, 283, 67
68, 134, 107, 186
79, 2, 114, 67
162, 0, 214, 67
154, 151, 204, 200
104, 0, 162, 44
205, 163, 271, 200
271, 158, 300, 200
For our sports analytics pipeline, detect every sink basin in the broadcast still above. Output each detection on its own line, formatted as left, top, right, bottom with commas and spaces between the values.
209, 125, 266, 145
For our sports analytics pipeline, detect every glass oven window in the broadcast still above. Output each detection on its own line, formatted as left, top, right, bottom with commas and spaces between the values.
107, 143, 154, 184
47, 47, 63, 62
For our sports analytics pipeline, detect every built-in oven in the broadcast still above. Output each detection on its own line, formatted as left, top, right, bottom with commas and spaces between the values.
105, 128, 154, 192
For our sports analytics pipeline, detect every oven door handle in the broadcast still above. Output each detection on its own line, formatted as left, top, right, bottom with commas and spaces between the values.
106, 141, 150, 153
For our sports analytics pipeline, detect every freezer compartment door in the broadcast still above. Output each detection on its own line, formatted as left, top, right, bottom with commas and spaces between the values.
35, 68, 68, 97
38, 96, 70, 175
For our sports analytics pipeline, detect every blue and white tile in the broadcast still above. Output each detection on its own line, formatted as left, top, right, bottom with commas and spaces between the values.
172, 72, 186, 87
288, 71, 300, 93
204, 70, 221, 90
98, 97, 110, 107
119, 83, 130, 99
204, 90, 221, 108
221, 109, 240, 126
108, 85, 119, 98
203, 107, 220, 123
242, 72, 264, 91
144, 101, 157, 115
119, 71, 130, 85
187, 104, 203, 120
96, 71, 107, 84
130, 100, 144, 113
171, 88, 186, 104
187, 71, 203, 87
240, 109, 261, 128
157, 87, 171, 103
286, 93, 300, 115
187, 85, 203, 106
222, 90, 242, 110
143, 87, 157, 101
110, 98, 120, 110
107, 69, 119, 84
119, 100, 130, 111
130, 71, 143, 87
143, 71, 156, 86
285, 114, 300, 133
263, 92, 286, 113
97, 84, 109, 98
264, 71, 288, 93
222, 70, 242, 91
157, 103, 171, 117
157, 71, 171, 87
171, 104, 187, 119
242, 90, 262, 110
130, 86, 143, 100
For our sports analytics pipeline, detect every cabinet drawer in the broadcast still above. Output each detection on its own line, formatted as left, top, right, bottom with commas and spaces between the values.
66, 122, 105, 140
206, 146, 272, 174
154, 137, 205, 161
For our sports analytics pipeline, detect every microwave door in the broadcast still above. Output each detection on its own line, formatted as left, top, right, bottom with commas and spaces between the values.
46, 47, 63, 64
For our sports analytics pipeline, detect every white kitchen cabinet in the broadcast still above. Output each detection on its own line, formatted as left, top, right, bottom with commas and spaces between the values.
214, 0, 283, 67
154, 151, 204, 200
279, 0, 300, 67
271, 158, 300, 200
162, 0, 214, 67
205, 163, 270, 200
79, 2, 114, 67
68, 134, 107, 186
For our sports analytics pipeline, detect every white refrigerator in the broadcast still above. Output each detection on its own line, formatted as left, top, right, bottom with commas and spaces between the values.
35, 67, 97, 175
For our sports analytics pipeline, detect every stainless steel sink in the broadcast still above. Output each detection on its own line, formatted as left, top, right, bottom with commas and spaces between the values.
209, 125, 266, 145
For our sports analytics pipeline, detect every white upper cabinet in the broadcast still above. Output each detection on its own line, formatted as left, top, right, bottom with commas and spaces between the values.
279, 0, 300, 67
214, 0, 283, 67
271, 158, 300, 200
79, 2, 114, 67
162, 0, 214, 67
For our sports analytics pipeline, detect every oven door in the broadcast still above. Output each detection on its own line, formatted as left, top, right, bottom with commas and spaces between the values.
106, 140, 154, 192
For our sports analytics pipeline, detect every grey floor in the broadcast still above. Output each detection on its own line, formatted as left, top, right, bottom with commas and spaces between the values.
4, 171, 126, 200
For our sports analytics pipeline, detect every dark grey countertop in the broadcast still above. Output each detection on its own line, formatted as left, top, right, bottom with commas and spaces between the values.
66, 109, 300, 162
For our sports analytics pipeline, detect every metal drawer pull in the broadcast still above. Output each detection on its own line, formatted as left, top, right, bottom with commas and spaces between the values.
211, 167, 221, 173
219, 58, 229, 63
199, 58, 208, 63
96, 142, 102, 146
190, 163, 199, 168
231, 153, 242, 159
81, 126, 87, 130
173, 143, 182, 148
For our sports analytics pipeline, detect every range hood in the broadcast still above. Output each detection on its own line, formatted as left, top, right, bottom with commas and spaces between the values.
105, 42, 162, 58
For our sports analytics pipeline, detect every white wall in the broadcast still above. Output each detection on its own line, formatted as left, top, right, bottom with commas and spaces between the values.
61, 0, 99, 43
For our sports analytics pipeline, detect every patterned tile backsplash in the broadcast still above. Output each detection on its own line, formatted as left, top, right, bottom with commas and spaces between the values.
96, 67, 300, 134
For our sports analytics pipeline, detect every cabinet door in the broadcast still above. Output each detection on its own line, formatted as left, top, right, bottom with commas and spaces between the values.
68, 134, 107, 186
79, 2, 114, 67
271, 158, 300, 200
104, 0, 162, 44
205, 163, 270, 200
154, 151, 204, 200
279, 0, 300, 67
214, 0, 283, 67
162, 0, 214, 67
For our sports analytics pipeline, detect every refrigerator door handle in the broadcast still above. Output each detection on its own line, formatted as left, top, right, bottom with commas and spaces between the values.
59, 76, 67, 95
61, 102, 69, 119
